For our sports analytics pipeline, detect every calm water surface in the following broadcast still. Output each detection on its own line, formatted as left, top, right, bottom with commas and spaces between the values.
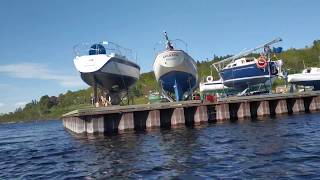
1, 113, 320, 179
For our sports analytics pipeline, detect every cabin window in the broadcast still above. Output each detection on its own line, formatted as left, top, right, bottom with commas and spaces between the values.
307, 69, 311, 73
232, 64, 237, 67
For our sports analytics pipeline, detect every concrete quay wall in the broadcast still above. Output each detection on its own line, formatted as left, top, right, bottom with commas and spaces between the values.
63, 93, 320, 134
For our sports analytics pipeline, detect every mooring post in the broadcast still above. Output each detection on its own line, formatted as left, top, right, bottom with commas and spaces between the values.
309, 96, 320, 112
77, 117, 86, 134
133, 110, 161, 130
237, 102, 251, 120
194, 106, 208, 124
292, 98, 305, 113
171, 108, 185, 126
275, 99, 288, 115
64, 117, 86, 134
269, 99, 288, 116
146, 110, 161, 129
118, 112, 134, 131
85, 116, 103, 133
216, 103, 230, 122
257, 101, 270, 117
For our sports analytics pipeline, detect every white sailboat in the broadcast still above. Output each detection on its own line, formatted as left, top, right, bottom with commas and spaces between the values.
153, 32, 198, 101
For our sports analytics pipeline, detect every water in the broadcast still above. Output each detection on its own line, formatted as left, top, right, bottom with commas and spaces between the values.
1, 114, 320, 179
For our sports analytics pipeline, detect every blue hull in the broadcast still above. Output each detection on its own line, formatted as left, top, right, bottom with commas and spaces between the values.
159, 71, 197, 101
220, 62, 278, 89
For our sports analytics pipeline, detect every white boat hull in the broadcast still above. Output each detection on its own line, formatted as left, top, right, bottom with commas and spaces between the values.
74, 54, 140, 104
199, 79, 227, 92
153, 50, 198, 101
288, 70, 320, 90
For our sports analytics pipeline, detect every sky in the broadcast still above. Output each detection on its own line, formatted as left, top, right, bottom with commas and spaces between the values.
0, 0, 319, 113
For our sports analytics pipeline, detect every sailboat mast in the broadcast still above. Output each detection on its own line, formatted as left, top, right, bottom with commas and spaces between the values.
164, 31, 174, 50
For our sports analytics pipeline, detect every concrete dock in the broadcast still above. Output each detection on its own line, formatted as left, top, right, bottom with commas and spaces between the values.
62, 91, 320, 134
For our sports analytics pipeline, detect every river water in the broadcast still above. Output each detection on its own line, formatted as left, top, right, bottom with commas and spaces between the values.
1, 113, 320, 179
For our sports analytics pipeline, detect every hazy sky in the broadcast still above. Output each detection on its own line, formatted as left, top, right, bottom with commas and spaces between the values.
0, 0, 319, 113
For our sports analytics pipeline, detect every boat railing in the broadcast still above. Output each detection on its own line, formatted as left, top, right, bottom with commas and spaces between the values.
153, 39, 189, 57
212, 37, 283, 72
73, 41, 136, 62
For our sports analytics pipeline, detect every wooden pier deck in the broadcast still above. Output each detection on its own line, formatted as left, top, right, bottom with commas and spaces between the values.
62, 91, 320, 134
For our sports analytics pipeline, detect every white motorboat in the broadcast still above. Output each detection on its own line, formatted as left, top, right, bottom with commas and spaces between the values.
73, 41, 140, 105
288, 67, 320, 90
199, 77, 227, 92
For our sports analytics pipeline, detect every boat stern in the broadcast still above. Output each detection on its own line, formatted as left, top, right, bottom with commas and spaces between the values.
73, 55, 110, 73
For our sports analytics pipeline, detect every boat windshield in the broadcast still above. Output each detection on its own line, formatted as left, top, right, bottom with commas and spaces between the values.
245, 58, 255, 62
73, 41, 136, 61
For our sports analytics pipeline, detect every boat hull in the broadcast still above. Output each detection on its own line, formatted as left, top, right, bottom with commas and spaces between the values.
220, 62, 278, 90
288, 74, 320, 90
154, 50, 198, 101
199, 79, 227, 92
74, 54, 140, 103
80, 71, 138, 93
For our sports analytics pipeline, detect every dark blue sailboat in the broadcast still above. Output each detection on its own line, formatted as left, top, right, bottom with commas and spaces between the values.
212, 38, 284, 93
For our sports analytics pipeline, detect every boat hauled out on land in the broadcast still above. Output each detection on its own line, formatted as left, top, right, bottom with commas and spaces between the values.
199, 78, 227, 92
153, 32, 198, 101
73, 41, 140, 105
219, 57, 282, 90
288, 67, 320, 90
208, 38, 284, 94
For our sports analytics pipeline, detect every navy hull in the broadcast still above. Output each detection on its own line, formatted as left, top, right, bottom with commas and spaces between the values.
159, 71, 197, 101
220, 62, 278, 89
154, 50, 198, 101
